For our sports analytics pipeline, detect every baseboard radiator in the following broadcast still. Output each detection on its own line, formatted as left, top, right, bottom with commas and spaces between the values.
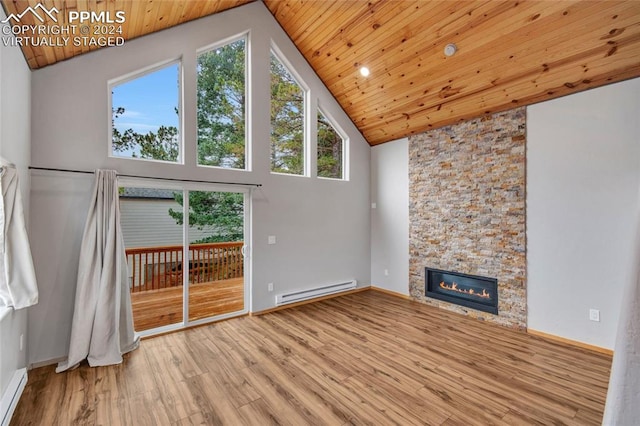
1, 368, 27, 426
275, 280, 357, 306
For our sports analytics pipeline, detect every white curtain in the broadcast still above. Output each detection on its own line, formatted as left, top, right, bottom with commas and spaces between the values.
56, 170, 139, 372
602, 195, 640, 424
0, 158, 38, 309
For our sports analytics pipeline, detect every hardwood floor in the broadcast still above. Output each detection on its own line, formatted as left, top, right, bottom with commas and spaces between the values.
12, 290, 611, 425
130, 277, 244, 331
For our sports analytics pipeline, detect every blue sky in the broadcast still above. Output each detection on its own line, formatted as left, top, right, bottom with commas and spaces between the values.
112, 63, 180, 135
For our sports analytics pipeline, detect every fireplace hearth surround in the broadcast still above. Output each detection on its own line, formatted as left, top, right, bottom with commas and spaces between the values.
409, 107, 526, 329
425, 267, 498, 315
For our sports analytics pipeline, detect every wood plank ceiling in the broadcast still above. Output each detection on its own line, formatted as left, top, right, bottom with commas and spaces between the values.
0, 0, 253, 68
2, 0, 640, 146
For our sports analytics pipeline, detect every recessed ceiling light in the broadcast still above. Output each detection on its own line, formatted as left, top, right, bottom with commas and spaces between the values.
444, 43, 457, 57
360, 66, 370, 77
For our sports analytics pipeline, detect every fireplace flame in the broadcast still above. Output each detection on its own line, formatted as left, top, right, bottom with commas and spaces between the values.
439, 281, 491, 299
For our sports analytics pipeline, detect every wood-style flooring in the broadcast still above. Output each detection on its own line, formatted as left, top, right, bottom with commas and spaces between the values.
130, 277, 244, 331
11, 290, 612, 425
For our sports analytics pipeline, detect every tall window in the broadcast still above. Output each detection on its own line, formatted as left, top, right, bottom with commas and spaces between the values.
111, 62, 181, 162
270, 51, 305, 175
317, 109, 345, 180
197, 37, 247, 169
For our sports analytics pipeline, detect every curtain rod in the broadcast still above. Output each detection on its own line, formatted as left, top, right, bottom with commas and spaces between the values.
28, 166, 262, 188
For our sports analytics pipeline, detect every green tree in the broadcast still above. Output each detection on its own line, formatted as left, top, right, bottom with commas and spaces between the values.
317, 110, 343, 179
168, 191, 244, 243
270, 53, 304, 174
197, 39, 246, 168
112, 106, 179, 161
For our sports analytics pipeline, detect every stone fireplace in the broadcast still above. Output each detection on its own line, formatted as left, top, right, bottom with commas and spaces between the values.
409, 108, 526, 330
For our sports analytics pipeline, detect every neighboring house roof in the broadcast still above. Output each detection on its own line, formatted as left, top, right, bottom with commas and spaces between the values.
120, 188, 177, 200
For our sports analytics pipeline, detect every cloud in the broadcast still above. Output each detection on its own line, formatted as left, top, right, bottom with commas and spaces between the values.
113, 107, 178, 135
115, 122, 162, 133
117, 110, 144, 119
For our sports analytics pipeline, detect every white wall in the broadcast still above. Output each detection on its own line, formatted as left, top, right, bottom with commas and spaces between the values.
28, 172, 93, 364
527, 78, 640, 349
370, 138, 409, 295
0, 5, 31, 409
28, 2, 370, 365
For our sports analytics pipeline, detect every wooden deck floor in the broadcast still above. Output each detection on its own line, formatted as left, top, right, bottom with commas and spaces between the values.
12, 290, 612, 425
130, 277, 244, 331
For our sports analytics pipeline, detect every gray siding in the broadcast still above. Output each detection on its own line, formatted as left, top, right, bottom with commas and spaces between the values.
120, 198, 213, 248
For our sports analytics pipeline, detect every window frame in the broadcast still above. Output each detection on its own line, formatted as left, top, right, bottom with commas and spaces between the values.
108, 58, 184, 164
316, 104, 348, 181
269, 42, 310, 178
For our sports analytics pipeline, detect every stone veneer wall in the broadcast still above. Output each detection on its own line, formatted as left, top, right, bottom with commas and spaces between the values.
408, 108, 526, 329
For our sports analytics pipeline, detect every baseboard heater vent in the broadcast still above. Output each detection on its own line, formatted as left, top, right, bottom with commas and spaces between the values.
275, 280, 357, 306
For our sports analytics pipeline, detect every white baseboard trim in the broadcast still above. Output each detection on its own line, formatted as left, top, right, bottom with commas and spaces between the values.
29, 356, 66, 370
1, 368, 27, 426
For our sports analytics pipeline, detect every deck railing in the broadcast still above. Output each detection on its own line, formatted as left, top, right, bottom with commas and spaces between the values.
126, 241, 244, 293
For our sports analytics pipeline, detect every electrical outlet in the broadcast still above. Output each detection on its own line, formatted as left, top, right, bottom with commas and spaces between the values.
371, 202, 377, 209
268, 283, 274, 292
268, 236, 276, 245
384, 269, 389, 276
589, 309, 600, 322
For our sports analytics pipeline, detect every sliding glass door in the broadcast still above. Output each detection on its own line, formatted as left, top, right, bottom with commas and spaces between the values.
119, 184, 248, 334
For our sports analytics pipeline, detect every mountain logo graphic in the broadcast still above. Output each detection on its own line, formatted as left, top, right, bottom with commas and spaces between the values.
1, 3, 59, 24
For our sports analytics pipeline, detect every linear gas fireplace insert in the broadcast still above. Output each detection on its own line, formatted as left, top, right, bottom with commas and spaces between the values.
425, 267, 498, 315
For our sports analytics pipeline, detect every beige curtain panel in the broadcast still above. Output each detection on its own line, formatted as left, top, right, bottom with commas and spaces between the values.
0, 157, 38, 310
57, 170, 139, 372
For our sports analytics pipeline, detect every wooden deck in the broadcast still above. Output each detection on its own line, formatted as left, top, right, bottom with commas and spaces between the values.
130, 277, 244, 331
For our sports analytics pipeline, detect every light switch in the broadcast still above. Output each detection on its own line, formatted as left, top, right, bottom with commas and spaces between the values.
268, 235, 276, 245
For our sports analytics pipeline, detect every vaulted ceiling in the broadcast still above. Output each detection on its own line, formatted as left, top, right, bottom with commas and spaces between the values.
3, 0, 640, 145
